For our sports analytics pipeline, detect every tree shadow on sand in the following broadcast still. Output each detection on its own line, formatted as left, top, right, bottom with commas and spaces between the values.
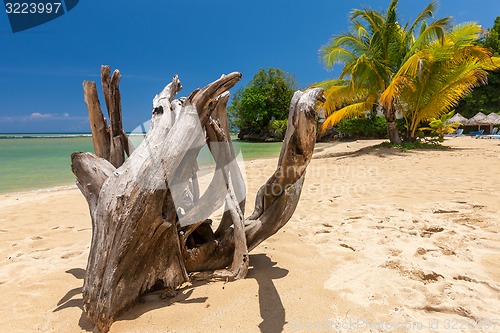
314, 143, 407, 160
313, 140, 475, 161
55, 254, 288, 333
247, 253, 289, 333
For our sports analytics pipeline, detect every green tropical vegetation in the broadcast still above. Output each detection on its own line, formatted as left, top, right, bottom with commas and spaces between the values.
381, 21, 500, 140
269, 119, 288, 138
455, 16, 500, 117
228, 68, 298, 141
419, 110, 463, 140
336, 116, 387, 138
482, 16, 500, 54
315, 0, 500, 143
377, 140, 448, 151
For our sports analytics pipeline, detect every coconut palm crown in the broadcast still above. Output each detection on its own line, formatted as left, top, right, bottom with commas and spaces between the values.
314, 0, 500, 142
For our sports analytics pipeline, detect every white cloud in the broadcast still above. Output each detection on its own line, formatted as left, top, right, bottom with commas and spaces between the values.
28, 112, 53, 119
0, 116, 14, 123
0, 113, 88, 124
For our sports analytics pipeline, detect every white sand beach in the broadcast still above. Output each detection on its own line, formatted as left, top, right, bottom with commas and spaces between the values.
0, 137, 499, 332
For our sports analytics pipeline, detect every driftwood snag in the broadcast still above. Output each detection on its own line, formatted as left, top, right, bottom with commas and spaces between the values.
72, 66, 324, 332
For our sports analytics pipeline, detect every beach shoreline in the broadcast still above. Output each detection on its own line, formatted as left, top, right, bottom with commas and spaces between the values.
0, 137, 499, 332
0, 134, 287, 194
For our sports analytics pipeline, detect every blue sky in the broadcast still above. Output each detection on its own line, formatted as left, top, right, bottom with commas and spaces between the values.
0, 0, 499, 133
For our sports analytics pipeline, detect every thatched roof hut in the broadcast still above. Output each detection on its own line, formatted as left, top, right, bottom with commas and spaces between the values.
468, 112, 488, 125
447, 113, 468, 125
484, 113, 500, 132
467, 112, 488, 131
484, 112, 500, 125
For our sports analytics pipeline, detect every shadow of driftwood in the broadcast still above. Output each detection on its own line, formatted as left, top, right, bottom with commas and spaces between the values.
117, 281, 209, 323
54, 269, 85, 312
247, 253, 289, 333
66, 267, 86, 279
53, 268, 94, 332
56, 287, 82, 307
56, 254, 289, 332
54, 269, 85, 311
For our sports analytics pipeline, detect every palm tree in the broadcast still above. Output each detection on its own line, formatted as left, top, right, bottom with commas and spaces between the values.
381, 22, 500, 140
419, 110, 463, 140
316, 0, 449, 143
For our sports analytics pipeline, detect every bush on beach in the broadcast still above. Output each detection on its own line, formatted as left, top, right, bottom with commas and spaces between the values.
336, 116, 387, 139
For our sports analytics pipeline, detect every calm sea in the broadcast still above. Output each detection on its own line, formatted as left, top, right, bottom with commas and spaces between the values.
0, 133, 282, 194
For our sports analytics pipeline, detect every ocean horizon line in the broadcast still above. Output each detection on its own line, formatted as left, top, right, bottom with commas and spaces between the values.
0, 132, 148, 139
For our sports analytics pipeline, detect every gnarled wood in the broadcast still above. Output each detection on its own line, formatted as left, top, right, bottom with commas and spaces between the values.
183, 88, 324, 272
71, 152, 115, 212
82, 66, 131, 166
73, 68, 323, 332
83, 81, 110, 160
101, 66, 127, 167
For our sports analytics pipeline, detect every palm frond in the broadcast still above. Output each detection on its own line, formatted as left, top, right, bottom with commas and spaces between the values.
413, 63, 490, 121
385, 0, 399, 26
309, 79, 349, 90
350, 8, 385, 34
320, 45, 357, 69
394, 50, 433, 78
447, 22, 481, 47
409, 17, 450, 54
352, 20, 370, 41
408, 1, 438, 34
380, 75, 415, 109
321, 101, 374, 131
322, 84, 362, 113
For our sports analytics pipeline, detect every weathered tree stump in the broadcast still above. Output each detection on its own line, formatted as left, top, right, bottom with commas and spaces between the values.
72, 65, 324, 332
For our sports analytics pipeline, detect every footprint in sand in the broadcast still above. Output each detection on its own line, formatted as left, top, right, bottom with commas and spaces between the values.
415, 247, 427, 255
315, 229, 331, 235
388, 248, 402, 256
380, 260, 444, 284
411, 270, 444, 284
453, 275, 500, 292
61, 251, 83, 259
420, 226, 444, 238
31, 236, 43, 240
340, 243, 355, 251
31, 248, 50, 253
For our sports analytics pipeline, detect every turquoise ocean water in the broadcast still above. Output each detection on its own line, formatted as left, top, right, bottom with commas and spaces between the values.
0, 134, 283, 194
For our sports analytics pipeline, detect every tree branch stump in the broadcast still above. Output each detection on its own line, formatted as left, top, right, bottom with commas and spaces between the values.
72, 68, 323, 332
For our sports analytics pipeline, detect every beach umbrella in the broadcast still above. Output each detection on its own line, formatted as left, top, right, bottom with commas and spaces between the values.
484, 112, 500, 132
484, 112, 500, 124
468, 112, 488, 123
447, 113, 468, 126
468, 112, 488, 130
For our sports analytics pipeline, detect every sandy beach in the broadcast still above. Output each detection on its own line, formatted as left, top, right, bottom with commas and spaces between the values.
0, 136, 499, 333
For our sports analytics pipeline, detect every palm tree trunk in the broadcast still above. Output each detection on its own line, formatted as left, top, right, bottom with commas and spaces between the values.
383, 106, 402, 144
